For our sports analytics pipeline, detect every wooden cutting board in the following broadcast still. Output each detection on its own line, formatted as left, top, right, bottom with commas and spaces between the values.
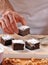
0, 34, 48, 59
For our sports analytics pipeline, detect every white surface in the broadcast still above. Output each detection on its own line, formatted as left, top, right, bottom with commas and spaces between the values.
26, 38, 40, 44
0, 44, 4, 63
2, 35, 12, 40
12, 40, 25, 44
19, 26, 30, 30
0, 44, 4, 53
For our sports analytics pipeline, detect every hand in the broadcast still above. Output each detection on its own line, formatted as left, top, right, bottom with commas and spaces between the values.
0, 10, 26, 34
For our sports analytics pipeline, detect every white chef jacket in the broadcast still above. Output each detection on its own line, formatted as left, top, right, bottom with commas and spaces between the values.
0, 0, 48, 34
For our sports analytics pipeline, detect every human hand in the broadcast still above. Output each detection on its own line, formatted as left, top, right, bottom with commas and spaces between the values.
0, 10, 26, 34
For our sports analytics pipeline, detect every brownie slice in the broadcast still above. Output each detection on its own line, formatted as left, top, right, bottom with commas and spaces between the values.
25, 39, 40, 50
18, 26, 30, 36
12, 40, 25, 50
1, 35, 13, 46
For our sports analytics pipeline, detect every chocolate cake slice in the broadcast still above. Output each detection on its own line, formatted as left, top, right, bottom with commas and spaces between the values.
25, 38, 40, 50
1, 35, 13, 46
12, 40, 25, 50
18, 26, 30, 36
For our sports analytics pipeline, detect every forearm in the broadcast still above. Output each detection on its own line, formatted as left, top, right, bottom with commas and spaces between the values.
0, 0, 14, 27
4, 0, 14, 11
0, 0, 14, 14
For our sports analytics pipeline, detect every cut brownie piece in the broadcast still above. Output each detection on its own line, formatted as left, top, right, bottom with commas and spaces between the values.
1, 35, 13, 46
12, 40, 25, 50
25, 38, 40, 50
18, 26, 30, 36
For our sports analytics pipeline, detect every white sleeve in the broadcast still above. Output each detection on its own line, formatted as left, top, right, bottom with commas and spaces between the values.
4, 0, 48, 34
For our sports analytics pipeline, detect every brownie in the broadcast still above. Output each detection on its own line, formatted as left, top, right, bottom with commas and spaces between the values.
12, 40, 25, 50
1, 35, 13, 46
18, 26, 30, 36
25, 39, 40, 50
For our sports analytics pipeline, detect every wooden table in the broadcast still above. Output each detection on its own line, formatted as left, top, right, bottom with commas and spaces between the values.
0, 34, 48, 59
0, 34, 47, 41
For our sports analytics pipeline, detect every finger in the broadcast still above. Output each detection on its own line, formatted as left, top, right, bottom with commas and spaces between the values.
13, 14, 19, 33
1, 20, 12, 34
3, 11, 26, 25
3, 27, 12, 34
19, 16, 26, 25
3, 15, 14, 34
7, 13, 19, 34
0, 19, 2, 27
2, 11, 18, 33
14, 12, 27, 25
2, 11, 13, 16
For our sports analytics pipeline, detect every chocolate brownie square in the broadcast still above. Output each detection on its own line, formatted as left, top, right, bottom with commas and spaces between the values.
25, 38, 40, 50
12, 40, 25, 50
18, 26, 30, 36
1, 35, 13, 46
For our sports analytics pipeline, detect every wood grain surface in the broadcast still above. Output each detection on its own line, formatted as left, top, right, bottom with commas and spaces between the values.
0, 34, 48, 58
